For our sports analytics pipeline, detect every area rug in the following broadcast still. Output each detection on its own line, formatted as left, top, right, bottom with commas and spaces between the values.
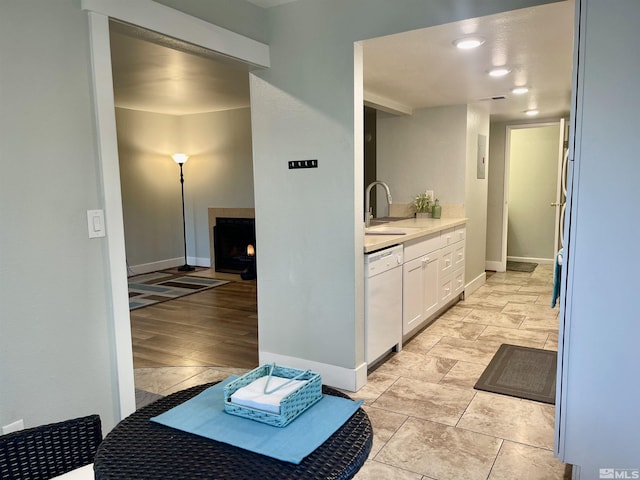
128, 272, 229, 310
506, 261, 538, 273
474, 344, 557, 404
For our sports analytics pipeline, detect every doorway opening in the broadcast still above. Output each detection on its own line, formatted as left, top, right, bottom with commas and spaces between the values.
110, 22, 259, 371
84, 2, 269, 417
502, 121, 566, 270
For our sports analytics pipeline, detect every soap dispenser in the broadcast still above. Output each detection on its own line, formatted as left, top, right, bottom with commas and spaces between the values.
431, 199, 441, 219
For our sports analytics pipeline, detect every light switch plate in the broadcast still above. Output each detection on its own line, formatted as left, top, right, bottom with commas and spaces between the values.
87, 209, 105, 238
425, 190, 434, 201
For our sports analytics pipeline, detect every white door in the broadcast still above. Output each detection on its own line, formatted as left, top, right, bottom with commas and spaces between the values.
502, 122, 562, 267
552, 118, 569, 252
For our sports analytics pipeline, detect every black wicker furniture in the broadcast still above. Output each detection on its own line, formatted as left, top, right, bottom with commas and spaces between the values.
0, 414, 102, 480
94, 382, 372, 480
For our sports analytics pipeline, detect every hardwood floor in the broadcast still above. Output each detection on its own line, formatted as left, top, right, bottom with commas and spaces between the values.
130, 271, 258, 370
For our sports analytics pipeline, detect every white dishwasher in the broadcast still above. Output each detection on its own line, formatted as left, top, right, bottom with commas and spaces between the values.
365, 244, 403, 365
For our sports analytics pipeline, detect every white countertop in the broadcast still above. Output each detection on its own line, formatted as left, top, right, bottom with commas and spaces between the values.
364, 217, 467, 253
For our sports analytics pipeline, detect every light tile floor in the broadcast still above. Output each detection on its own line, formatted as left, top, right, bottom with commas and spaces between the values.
353, 264, 571, 480
133, 264, 571, 480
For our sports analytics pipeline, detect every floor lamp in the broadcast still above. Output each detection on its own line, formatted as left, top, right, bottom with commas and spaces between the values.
172, 153, 195, 272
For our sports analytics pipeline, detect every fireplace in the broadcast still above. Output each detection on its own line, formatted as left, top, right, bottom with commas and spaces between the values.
213, 217, 256, 274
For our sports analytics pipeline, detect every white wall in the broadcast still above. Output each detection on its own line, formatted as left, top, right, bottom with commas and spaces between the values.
377, 105, 467, 208
251, 0, 545, 389
464, 104, 490, 291
558, 0, 640, 474
116, 109, 183, 268
116, 107, 254, 271
0, 0, 120, 431
181, 108, 255, 262
486, 122, 507, 265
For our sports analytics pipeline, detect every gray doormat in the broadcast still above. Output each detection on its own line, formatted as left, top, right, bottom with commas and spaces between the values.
506, 261, 538, 272
474, 344, 557, 404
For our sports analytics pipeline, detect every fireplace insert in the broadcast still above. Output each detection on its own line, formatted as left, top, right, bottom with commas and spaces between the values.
213, 218, 256, 274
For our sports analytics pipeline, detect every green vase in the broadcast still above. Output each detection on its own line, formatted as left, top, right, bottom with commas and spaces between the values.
431, 199, 441, 219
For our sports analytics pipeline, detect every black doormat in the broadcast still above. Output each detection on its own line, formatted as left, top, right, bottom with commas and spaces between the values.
506, 261, 538, 272
474, 344, 557, 404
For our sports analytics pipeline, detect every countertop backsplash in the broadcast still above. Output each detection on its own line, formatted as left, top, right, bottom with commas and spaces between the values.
389, 203, 464, 219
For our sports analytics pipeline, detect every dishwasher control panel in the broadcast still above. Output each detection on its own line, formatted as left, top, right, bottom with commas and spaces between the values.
365, 244, 404, 277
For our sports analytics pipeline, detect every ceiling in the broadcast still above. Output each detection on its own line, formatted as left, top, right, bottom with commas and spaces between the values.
246, 0, 298, 7
109, 1, 574, 121
363, 1, 574, 121
109, 21, 252, 115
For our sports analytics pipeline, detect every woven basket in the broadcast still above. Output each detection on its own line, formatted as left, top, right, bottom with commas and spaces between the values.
224, 364, 322, 427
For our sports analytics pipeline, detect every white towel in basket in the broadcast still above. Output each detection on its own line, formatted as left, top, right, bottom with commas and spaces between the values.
230, 376, 308, 414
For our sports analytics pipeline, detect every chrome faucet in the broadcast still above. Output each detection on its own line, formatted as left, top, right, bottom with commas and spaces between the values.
365, 181, 392, 227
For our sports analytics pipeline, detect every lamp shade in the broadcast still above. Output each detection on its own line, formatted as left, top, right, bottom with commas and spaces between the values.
172, 153, 189, 164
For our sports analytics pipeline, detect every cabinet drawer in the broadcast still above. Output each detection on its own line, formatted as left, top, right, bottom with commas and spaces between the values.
439, 245, 454, 276
440, 228, 455, 248
454, 225, 466, 243
453, 242, 465, 269
404, 232, 440, 262
439, 275, 454, 304
453, 267, 465, 296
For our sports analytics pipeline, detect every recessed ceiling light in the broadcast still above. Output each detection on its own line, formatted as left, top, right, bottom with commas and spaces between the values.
512, 86, 529, 95
488, 67, 511, 77
525, 109, 539, 116
453, 36, 485, 50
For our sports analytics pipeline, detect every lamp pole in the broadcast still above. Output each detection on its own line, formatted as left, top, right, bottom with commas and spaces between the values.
173, 154, 195, 272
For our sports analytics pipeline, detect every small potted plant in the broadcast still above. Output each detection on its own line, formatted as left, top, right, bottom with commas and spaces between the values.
413, 192, 432, 218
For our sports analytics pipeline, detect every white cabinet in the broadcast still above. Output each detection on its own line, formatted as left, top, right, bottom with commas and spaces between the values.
402, 223, 466, 337
402, 253, 439, 335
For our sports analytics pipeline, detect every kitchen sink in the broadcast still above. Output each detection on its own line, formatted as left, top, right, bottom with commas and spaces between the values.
369, 216, 413, 226
364, 226, 422, 236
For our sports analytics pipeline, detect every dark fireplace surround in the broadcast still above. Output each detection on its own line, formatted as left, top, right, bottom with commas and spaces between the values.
213, 217, 256, 274
208, 208, 255, 278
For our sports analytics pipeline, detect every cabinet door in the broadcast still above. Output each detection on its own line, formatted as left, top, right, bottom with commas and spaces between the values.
403, 257, 424, 335
422, 253, 439, 319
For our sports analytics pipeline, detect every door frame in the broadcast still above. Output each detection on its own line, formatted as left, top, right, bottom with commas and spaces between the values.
501, 121, 562, 271
81, 0, 269, 419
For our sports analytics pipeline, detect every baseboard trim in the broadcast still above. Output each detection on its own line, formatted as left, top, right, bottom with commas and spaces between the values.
128, 257, 183, 276
465, 271, 486, 297
259, 351, 368, 392
507, 255, 554, 265
485, 260, 504, 272
189, 256, 211, 268
128, 256, 212, 276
